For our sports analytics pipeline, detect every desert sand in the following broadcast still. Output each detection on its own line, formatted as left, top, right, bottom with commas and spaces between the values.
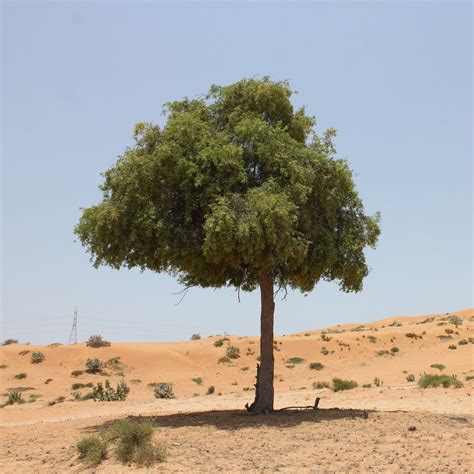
1, 308, 473, 472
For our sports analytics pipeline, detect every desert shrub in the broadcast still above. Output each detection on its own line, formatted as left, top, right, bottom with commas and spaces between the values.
430, 364, 445, 371
312, 381, 330, 389
192, 377, 203, 385
285, 364, 295, 369
91, 380, 129, 401
373, 377, 383, 387
153, 383, 174, 399
418, 373, 463, 389
405, 332, 422, 339
113, 420, 166, 467
390, 347, 399, 353
448, 315, 463, 327
406, 373, 415, 382
85, 358, 103, 373
332, 378, 358, 392
86, 335, 111, 348
368, 336, 377, 343
444, 328, 454, 334
320, 347, 329, 356
190, 333, 201, 340
218, 356, 231, 364
226, 346, 240, 359
465, 375, 474, 381
376, 350, 390, 356
240, 366, 249, 371
77, 435, 108, 467
5, 390, 25, 406
31, 351, 45, 364
362, 384, 372, 388
2, 339, 18, 346
448, 344, 457, 350
72, 390, 82, 401
207, 385, 215, 395
14, 372, 27, 379
71, 382, 92, 390
321, 334, 331, 342
458, 339, 468, 346
287, 357, 304, 364
213, 339, 225, 347
48, 395, 66, 406
0, 364, 7, 369
388, 321, 402, 327
309, 362, 324, 371
71, 370, 84, 377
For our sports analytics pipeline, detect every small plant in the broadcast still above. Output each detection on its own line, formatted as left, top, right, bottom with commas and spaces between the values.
85, 358, 103, 373
287, 357, 305, 364
226, 346, 240, 359
2, 339, 18, 346
448, 344, 457, 350
44, 378, 53, 384
458, 339, 468, 345
92, 380, 130, 401
5, 390, 25, 406
19, 350, 30, 356
86, 335, 111, 348
312, 381, 330, 389
368, 336, 377, 343
373, 377, 383, 387
430, 364, 445, 371
72, 390, 82, 401
113, 419, 166, 467
444, 328, 454, 334
309, 362, 324, 371
0, 364, 7, 369
214, 339, 225, 347
390, 347, 399, 353
240, 366, 249, 371
448, 315, 463, 327
31, 351, 45, 364
153, 383, 174, 399
14, 372, 27, 379
321, 334, 331, 342
406, 373, 415, 382
218, 356, 231, 364
71, 370, 84, 377
376, 350, 390, 356
207, 385, 215, 395
192, 377, 203, 385
77, 435, 108, 467
190, 333, 201, 340
405, 332, 422, 339
332, 378, 358, 392
48, 395, 66, 406
320, 347, 329, 356
465, 375, 474, 381
418, 373, 463, 388
362, 384, 372, 388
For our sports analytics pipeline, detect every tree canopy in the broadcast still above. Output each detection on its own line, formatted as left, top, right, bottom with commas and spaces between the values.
75, 77, 380, 295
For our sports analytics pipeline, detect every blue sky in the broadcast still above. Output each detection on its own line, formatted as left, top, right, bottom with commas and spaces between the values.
2, 1, 472, 344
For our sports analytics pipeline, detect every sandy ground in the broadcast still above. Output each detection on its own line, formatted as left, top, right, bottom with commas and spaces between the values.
1, 308, 473, 472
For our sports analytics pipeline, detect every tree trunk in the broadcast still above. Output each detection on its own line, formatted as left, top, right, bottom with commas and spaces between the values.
246, 270, 275, 414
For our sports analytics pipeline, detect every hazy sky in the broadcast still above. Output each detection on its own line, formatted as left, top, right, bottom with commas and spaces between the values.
2, 1, 472, 345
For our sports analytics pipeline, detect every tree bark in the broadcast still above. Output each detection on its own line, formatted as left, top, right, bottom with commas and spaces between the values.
246, 270, 275, 414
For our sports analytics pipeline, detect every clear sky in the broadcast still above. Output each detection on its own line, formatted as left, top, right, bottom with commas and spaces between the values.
1, 1, 472, 345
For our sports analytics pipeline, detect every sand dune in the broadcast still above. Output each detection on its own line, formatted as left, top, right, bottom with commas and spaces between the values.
1, 308, 473, 472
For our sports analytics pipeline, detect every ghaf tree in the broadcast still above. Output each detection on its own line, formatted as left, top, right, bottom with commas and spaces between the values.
75, 78, 380, 414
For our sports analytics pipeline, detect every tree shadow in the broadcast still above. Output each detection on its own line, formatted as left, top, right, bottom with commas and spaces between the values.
84, 407, 372, 433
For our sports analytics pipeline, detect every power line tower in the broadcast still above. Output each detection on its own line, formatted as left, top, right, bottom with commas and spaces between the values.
68, 307, 78, 344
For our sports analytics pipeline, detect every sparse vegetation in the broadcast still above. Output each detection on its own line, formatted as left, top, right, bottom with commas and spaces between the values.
406, 374, 415, 382
390, 347, 399, 353
4, 390, 25, 406
448, 344, 457, 350
85, 358, 103, 373
287, 357, 304, 364
214, 339, 225, 347
448, 315, 463, 327
72, 382, 94, 390
465, 375, 474, 381
14, 372, 27, 379
309, 362, 324, 371
71, 370, 84, 377
31, 351, 45, 364
226, 346, 240, 359
376, 350, 390, 356
91, 380, 129, 401
406, 332, 422, 339
218, 356, 231, 364
207, 385, 215, 395
458, 339, 468, 345
320, 347, 329, 356
113, 420, 166, 467
153, 383, 174, 399
240, 366, 249, 371
19, 350, 30, 356
192, 377, 203, 385
430, 364, 446, 371
444, 328, 454, 334
312, 381, 330, 389
373, 377, 383, 387
418, 374, 463, 389
48, 395, 66, 406
190, 333, 201, 340
86, 335, 111, 348
77, 435, 108, 467
2, 339, 18, 346
368, 336, 377, 343
332, 378, 358, 392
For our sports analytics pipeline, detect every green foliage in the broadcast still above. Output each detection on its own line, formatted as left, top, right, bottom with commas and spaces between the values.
86, 335, 111, 348
190, 333, 201, 340
207, 385, 215, 395
418, 374, 463, 389
430, 364, 445, 371
91, 380, 130, 401
286, 357, 304, 364
331, 378, 358, 392
226, 346, 240, 359
214, 338, 228, 347
2, 339, 18, 346
5, 390, 25, 405
31, 351, 45, 364
448, 315, 463, 327
406, 374, 415, 382
14, 372, 27, 379
309, 362, 324, 371
153, 383, 174, 399
113, 420, 166, 466
75, 77, 380, 296
85, 358, 103, 373
77, 436, 108, 467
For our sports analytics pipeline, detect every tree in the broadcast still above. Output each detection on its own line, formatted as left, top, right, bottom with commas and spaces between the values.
75, 77, 380, 414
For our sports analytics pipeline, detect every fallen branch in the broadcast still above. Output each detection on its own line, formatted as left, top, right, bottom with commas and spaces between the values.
277, 397, 321, 412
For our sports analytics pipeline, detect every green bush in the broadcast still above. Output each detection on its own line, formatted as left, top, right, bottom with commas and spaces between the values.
418, 373, 463, 389
86, 335, 111, 348
287, 357, 304, 364
2, 339, 18, 346
190, 333, 201, 340
153, 383, 174, 399
226, 346, 240, 359
214, 339, 225, 347
430, 364, 445, 371
77, 436, 107, 467
91, 380, 130, 401
5, 390, 25, 406
31, 351, 45, 364
14, 372, 27, 379
332, 378, 358, 392
113, 420, 165, 466
309, 362, 324, 371
406, 374, 415, 382
207, 385, 215, 395
85, 358, 103, 373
